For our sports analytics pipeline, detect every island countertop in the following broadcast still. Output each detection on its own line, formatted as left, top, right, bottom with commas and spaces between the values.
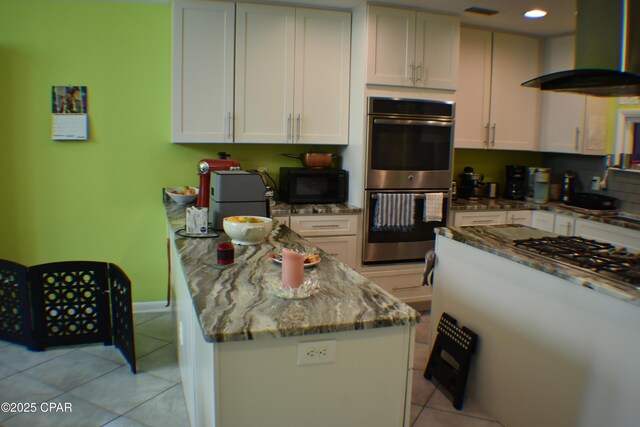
437, 225, 640, 307
165, 199, 419, 343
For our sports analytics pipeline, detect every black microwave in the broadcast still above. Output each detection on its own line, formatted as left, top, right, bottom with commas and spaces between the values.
279, 168, 348, 204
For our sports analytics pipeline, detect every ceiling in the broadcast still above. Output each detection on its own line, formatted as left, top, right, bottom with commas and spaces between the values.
274, 0, 577, 36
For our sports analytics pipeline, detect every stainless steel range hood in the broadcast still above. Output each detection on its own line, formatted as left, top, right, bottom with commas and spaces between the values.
522, 0, 640, 97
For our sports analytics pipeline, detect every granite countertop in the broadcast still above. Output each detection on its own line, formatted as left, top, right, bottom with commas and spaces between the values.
270, 201, 361, 216
437, 225, 640, 307
165, 199, 418, 343
451, 198, 640, 232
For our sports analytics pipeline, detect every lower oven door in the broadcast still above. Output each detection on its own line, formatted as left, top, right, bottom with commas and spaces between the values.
363, 190, 449, 264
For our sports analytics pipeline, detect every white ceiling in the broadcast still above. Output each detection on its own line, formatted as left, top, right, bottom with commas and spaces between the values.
269, 0, 577, 36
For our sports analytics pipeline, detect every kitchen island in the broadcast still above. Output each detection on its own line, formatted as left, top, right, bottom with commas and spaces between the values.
432, 224, 640, 427
164, 199, 420, 427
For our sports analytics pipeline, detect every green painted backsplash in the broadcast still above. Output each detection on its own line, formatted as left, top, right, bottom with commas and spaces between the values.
453, 149, 544, 187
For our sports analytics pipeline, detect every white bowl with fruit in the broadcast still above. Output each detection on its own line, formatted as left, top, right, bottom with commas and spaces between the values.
223, 216, 273, 245
166, 186, 198, 204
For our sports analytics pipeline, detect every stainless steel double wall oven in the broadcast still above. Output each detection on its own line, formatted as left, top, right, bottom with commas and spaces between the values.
363, 97, 454, 264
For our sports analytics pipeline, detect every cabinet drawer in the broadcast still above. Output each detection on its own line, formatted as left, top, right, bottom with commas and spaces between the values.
531, 211, 555, 232
361, 267, 425, 292
306, 236, 357, 268
453, 211, 507, 227
289, 215, 358, 236
574, 219, 640, 252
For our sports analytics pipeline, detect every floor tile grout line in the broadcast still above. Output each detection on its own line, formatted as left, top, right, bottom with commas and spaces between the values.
101, 381, 180, 424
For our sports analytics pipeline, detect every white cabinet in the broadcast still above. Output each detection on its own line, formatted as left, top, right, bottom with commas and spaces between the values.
172, 0, 234, 143
455, 28, 541, 150
532, 210, 555, 232
554, 214, 575, 236
506, 210, 532, 226
453, 210, 507, 227
235, 4, 351, 144
288, 214, 359, 268
539, 35, 608, 155
366, 5, 459, 90
574, 219, 640, 252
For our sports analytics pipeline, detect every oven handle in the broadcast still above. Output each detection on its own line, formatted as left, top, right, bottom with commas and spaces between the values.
372, 118, 453, 127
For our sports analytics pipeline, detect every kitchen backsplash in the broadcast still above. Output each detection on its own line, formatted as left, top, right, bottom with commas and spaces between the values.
541, 153, 640, 213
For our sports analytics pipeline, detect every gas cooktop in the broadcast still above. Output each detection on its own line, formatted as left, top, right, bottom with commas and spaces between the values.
513, 236, 640, 288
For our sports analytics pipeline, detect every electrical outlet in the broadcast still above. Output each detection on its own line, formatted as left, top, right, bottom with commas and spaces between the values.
591, 176, 601, 190
297, 340, 336, 366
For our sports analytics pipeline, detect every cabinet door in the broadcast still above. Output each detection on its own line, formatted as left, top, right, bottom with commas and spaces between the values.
454, 27, 492, 148
532, 210, 555, 232
294, 9, 351, 145
306, 235, 357, 268
453, 211, 506, 227
366, 5, 415, 86
414, 12, 459, 90
574, 219, 640, 251
582, 97, 609, 155
506, 210, 532, 226
172, 0, 234, 143
539, 35, 585, 153
554, 215, 575, 236
235, 4, 295, 143
490, 32, 541, 151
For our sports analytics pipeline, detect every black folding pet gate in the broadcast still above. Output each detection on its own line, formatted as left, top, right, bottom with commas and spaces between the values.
0, 260, 136, 373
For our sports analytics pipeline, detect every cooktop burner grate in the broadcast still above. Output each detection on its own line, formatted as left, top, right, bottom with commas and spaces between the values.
513, 236, 640, 286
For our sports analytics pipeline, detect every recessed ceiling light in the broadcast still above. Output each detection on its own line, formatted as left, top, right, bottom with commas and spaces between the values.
524, 9, 548, 18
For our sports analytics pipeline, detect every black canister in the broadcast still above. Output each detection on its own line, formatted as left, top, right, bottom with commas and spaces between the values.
562, 171, 576, 202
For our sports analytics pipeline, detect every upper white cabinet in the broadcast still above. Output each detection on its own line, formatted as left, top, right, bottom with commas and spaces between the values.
539, 35, 608, 155
455, 28, 541, 150
366, 5, 459, 90
172, 0, 235, 143
235, 4, 351, 144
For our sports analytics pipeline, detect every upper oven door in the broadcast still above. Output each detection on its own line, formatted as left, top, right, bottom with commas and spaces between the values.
366, 114, 454, 190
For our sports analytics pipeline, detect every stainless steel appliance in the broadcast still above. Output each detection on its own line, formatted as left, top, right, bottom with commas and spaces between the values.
514, 236, 639, 287
505, 165, 527, 200
209, 170, 268, 230
562, 171, 577, 202
363, 97, 454, 264
279, 167, 347, 204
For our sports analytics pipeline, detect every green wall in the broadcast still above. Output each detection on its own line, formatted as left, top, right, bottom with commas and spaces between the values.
453, 149, 543, 187
0, 0, 334, 302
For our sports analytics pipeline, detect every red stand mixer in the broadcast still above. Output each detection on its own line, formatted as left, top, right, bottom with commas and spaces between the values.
196, 153, 240, 208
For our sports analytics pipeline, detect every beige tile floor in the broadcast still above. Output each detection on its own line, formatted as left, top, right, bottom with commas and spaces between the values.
0, 310, 502, 426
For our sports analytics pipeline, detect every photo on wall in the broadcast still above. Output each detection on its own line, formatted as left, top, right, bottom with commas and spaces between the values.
51, 86, 87, 114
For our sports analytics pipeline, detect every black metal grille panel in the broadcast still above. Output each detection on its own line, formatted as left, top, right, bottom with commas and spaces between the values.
109, 263, 136, 373
0, 260, 33, 348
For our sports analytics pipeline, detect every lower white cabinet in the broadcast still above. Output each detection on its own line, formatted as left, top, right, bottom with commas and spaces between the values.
506, 210, 532, 226
574, 219, 640, 252
453, 211, 507, 227
284, 214, 359, 268
532, 210, 555, 232
359, 265, 430, 309
554, 214, 575, 236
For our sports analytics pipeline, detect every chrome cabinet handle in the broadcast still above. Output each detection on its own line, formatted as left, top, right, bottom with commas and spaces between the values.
491, 123, 496, 147
409, 62, 415, 83
296, 114, 301, 142
483, 123, 489, 147
227, 112, 233, 141
471, 219, 494, 224
575, 127, 580, 151
287, 114, 292, 142
311, 224, 340, 229
415, 63, 422, 82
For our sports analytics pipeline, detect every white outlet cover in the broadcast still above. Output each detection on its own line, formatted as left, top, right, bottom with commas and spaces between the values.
297, 340, 336, 366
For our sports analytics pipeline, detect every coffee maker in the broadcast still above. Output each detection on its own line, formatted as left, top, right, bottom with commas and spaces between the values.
458, 167, 485, 199
505, 165, 527, 200
525, 167, 551, 204
209, 170, 268, 230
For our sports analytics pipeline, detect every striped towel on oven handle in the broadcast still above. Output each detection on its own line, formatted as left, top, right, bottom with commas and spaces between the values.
372, 193, 415, 232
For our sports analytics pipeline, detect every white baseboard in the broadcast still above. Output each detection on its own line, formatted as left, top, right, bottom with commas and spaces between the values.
133, 301, 171, 313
